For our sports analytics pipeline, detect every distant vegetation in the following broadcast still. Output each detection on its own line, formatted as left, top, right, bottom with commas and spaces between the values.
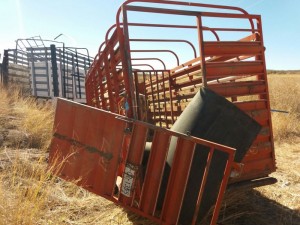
267, 70, 300, 74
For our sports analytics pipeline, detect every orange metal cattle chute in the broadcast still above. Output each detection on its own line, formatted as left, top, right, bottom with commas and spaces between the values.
49, 1, 276, 224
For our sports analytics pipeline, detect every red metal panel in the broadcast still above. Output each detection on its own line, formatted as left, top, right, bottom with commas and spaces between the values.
161, 139, 195, 224
206, 61, 265, 77
119, 124, 148, 205
204, 41, 263, 56
49, 98, 127, 197
49, 98, 236, 225
139, 131, 170, 215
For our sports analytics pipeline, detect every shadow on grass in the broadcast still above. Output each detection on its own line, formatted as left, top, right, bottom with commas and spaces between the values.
124, 188, 299, 225
217, 189, 300, 225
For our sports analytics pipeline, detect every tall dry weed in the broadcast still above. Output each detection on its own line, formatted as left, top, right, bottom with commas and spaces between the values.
268, 74, 300, 141
9, 88, 54, 149
0, 85, 10, 117
0, 151, 55, 225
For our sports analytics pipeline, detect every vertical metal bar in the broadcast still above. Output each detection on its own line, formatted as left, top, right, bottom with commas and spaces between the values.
44, 47, 50, 97
62, 44, 66, 98
121, 6, 138, 119
119, 124, 148, 206
155, 71, 162, 127
191, 147, 214, 224
57, 48, 63, 98
109, 42, 120, 98
66, 51, 70, 98
97, 66, 107, 110
162, 72, 168, 128
29, 48, 37, 96
94, 73, 100, 108
50, 44, 59, 97
142, 72, 149, 122
75, 50, 82, 99
210, 153, 234, 225
255, 16, 276, 168
134, 71, 141, 119
103, 51, 116, 112
196, 15, 207, 87
161, 139, 195, 224
139, 131, 170, 215
149, 73, 156, 125
168, 71, 175, 124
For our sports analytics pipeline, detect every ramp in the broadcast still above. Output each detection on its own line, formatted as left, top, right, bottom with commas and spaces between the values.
49, 98, 235, 225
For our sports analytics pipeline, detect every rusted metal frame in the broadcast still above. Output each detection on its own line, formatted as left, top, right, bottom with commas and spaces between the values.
161, 139, 196, 224
108, 42, 121, 102
125, 5, 257, 25
116, 22, 134, 118
103, 51, 116, 112
134, 118, 236, 154
87, 73, 95, 106
107, 196, 162, 224
132, 64, 155, 70
146, 75, 200, 98
97, 65, 107, 110
196, 15, 207, 87
209, 80, 266, 94
167, 71, 175, 124
205, 62, 264, 78
128, 126, 149, 207
146, 65, 201, 92
131, 58, 166, 70
170, 77, 202, 93
103, 23, 220, 51
255, 16, 276, 169
201, 11, 259, 20
84, 80, 90, 105
203, 42, 263, 57
94, 73, 101, 108
121, 6, 138, 119
141, 72, 150, 122
120, 0, 255, 31
149, 72, 157, 122
133, 72, 141, 120
130, 38, 197, 58
161, 72, 169, 128
210, 152, 235, 225
131, 49, 180, 66
155, 71, 162, 127
128, 22, 219, 41
203, 27, 258, 32
171, 56, 200, 70
139, 131, 171, 215
191, 147, 214, 224
119, 124, 148, 205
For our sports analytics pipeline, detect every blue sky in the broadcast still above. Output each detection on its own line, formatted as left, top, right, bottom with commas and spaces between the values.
0, 0, 299, 70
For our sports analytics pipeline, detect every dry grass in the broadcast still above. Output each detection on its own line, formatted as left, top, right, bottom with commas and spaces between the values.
268, 74, 300, 142
0, 73, 299, 225
10, 89, 54, 150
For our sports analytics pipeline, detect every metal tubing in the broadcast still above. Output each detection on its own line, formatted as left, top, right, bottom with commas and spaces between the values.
196, 16, 207, 87
131, 50, 180, 66
50, 44, 59, 97
130, 39, 197, 58
131, 58, 166, 70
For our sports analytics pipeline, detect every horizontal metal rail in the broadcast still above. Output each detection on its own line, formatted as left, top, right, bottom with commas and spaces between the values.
49, 98, 236, 225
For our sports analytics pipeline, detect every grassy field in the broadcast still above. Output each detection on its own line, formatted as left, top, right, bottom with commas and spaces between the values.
0, 73, 299, 225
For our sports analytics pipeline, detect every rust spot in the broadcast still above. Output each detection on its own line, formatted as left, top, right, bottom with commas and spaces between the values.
53, 132, 113, 160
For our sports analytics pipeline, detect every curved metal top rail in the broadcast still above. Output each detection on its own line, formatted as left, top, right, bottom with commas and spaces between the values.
116, 0, 254, 32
